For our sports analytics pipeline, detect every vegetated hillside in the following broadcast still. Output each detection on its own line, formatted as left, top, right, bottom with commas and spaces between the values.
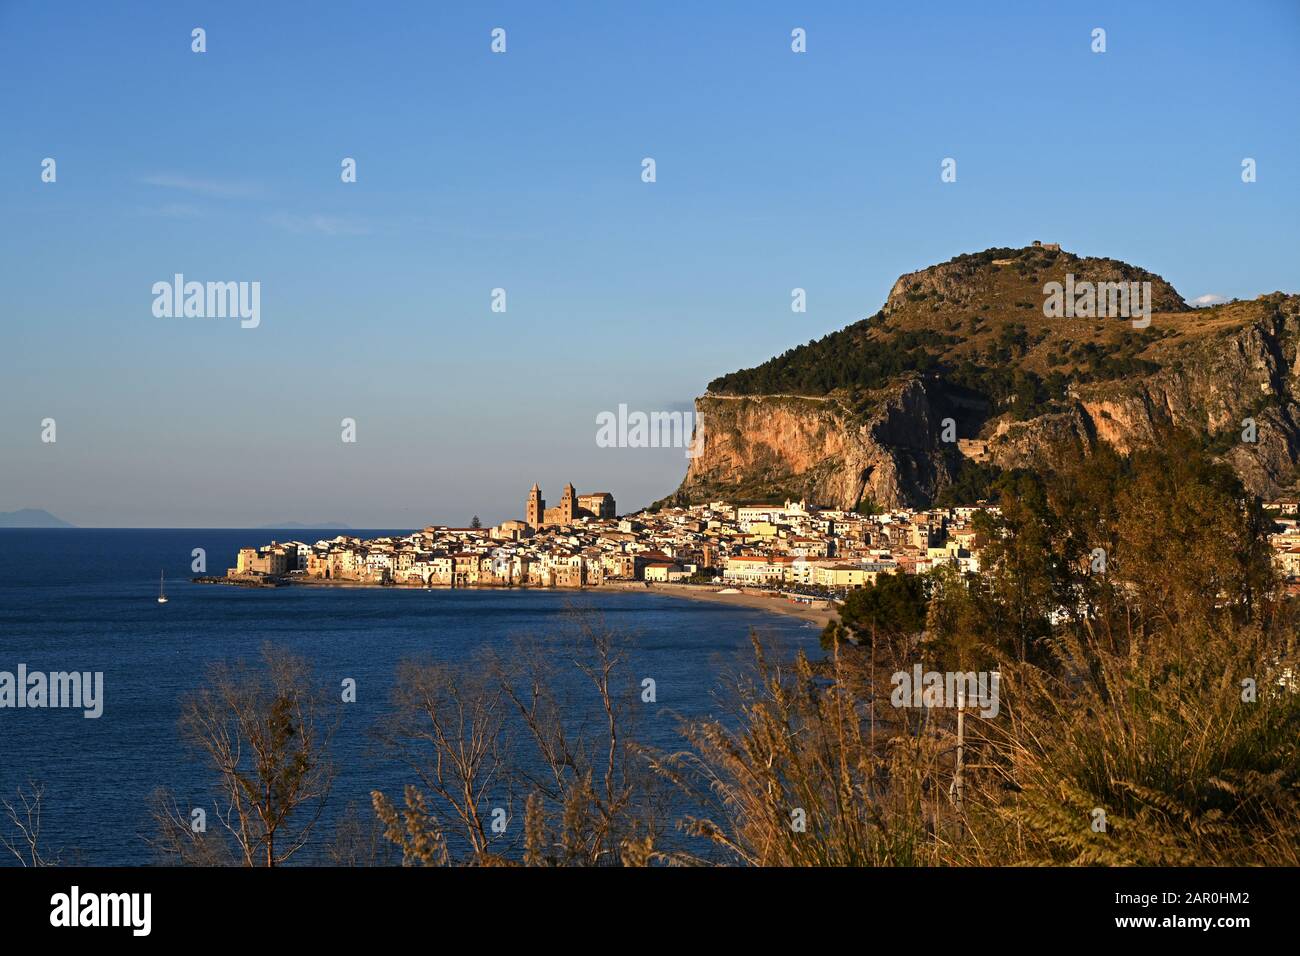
665, 244, 1300, 510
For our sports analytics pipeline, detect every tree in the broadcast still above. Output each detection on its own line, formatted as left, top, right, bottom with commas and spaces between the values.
470, 515, 482, 529
373, 616, 666, 866
854, 496, 883, 517
934, 459, 1002, 508
822, 571, 928, 652
373, 658, 510, 862
968, 428, 1277, 659
924, 564, 997, 671
1, 781, 60, 866
148, 645, 337, 866
1112, 429, 1274, 633
973, 469, 1063, 662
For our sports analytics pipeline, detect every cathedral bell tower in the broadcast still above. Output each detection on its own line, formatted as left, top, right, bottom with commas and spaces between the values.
526, 483, 544, 528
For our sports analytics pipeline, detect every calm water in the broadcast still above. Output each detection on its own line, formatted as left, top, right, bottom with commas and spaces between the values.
0, 529, 818, 865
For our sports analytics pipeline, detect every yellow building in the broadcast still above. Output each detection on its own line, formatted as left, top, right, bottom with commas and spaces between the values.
644, 561, 687, 583
234, 546, 293, 576
815, 565, 870, 589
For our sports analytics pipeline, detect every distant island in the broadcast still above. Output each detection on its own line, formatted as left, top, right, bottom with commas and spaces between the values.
0, 508, 75, 528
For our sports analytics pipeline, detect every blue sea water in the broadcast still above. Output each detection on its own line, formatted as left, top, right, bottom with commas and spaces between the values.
0, 529, 819, 865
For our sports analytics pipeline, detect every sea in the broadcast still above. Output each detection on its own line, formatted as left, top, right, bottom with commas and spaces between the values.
0, 529, 820, 865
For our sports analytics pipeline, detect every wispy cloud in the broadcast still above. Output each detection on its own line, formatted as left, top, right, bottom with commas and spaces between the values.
267, 212, 371, 237
1191, 293, 1229, 308
140, 173, 263, 199
140, 202, 205, 219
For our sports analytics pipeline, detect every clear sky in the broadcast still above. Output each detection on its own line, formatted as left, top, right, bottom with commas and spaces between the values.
2, 0, 1297, 527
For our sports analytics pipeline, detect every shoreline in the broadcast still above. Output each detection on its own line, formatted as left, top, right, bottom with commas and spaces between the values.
196, 576, 840, 627
603, 581, 839, 627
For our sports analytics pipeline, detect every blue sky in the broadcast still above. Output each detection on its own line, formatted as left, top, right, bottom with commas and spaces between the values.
2, 0, 1298, 527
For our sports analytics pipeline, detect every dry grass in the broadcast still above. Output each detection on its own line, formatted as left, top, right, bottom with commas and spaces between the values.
974, 623, 1300, 865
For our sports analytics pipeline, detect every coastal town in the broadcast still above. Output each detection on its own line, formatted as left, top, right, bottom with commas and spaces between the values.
215, 482, 1300, 602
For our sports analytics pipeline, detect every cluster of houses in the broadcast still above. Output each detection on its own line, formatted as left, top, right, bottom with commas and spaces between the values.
713, 501, 983, 588
227, 494, 988, 593
1265, 499, 1300, 589
224, 491, 1300, 595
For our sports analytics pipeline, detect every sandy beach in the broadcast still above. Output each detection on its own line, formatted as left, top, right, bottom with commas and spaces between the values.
604, 581, 840, 628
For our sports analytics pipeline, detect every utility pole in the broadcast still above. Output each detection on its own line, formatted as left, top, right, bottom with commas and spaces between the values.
869, 624, 875, 798
954, 687, 966, 818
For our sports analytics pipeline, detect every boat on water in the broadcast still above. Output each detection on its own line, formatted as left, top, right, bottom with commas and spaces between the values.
157, 570, 168, 604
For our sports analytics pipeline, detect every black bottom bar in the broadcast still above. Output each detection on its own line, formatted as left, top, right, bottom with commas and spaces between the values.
0, 865, 1281, 942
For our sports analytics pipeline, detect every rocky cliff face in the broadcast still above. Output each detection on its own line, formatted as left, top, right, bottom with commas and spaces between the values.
1060, 303, 1300, 495
679, 378, 956, 510
665, 245, 1300, 510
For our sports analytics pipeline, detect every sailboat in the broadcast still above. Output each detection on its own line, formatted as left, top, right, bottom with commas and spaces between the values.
157, 570, 168, 604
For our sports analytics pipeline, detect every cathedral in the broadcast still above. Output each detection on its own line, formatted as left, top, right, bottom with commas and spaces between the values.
526, 483, 616, 527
